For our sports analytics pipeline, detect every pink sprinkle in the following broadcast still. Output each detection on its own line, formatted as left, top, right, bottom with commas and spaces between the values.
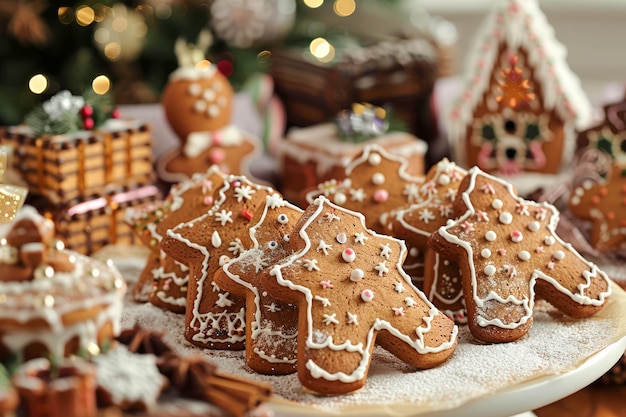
209, 148, 226, 163
392, 307, 405, 316
546, 261, 555, 270
373, 189, 389, 203
461, 221, 475, 232
242, 208, 253, 220
203, 196, 213, 206
481, 183, 495, 194
212, 131, 222, 146
497, 248, 507, 256
510, 230, 523, 243
320, 280, 333, 289
535, 246, 544, 254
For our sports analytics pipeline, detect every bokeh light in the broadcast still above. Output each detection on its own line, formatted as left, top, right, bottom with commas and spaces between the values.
334, 0, 356, 17
195, 60, 212, 70
76, 5, 95, 26
310, 37, 335, 62
28, 74, 48, 94
303, 0, 324, 8
58, 7, 74, 24
104, 42, 121, 61
92, 75, 111, 94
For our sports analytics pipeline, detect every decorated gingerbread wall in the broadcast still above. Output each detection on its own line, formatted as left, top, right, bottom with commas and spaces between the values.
448, 0, 592, 177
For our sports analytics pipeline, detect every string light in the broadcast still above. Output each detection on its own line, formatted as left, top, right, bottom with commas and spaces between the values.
76, 5, 95, 26
28, 74, 48, 94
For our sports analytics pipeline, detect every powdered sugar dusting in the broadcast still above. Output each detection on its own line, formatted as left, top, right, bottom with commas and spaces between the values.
114, 249, 626, 416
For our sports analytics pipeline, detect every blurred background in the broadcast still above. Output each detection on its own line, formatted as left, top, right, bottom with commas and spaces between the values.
0, 0, 624, 126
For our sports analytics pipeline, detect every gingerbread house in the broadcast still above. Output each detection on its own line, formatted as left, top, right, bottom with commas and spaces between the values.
447, 0, 591, 179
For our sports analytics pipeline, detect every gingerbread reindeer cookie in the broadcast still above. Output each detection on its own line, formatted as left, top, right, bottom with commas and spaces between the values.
214, 193, 302, 374
303, 144, 425, 233
161, 175, 275, 349
383, 159, 467, 322
430, 167, 612, 343
264, 196, 457, 395
569, 164, 626, 252
125, 166, 226, 310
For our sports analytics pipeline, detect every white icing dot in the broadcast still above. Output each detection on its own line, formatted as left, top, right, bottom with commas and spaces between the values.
219, 255, 230, 266
194, 100, 207, 113
188, 83, 201, 95
518, 251, 531, 261
208, 104, 220, 117
336, 233, 347, 244
491, 199, 503, 209
277, 213, 289, 224
484, 265, 496, 276
499, 212, 513, 225
510, 231, 523, 243
211, 231, 222, 248
438, 174, 451, 186
485, 231, 497, 241
342, 248, 356, 262
350, 269, 365, 282
528, 221, 540, 232
481, 248, 491, 258
333, 192, 347, 205
544, 236, 555, 246
409, 247, 419, 257
553, 250, 565, 260
361, 289, 374, 302
372, 172, 385, 185
203, 88, 216, 101
368, 153, 382, 166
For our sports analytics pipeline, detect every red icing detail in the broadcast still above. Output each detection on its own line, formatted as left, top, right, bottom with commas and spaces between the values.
242, 208, 253, 220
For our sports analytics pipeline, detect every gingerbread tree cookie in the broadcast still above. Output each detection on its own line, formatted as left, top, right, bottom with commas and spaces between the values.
264, 196, 457, 395
430, 167, 612, 343
569, 166, 626, 252
161, 175, 275, 349
125, 166, 226, 309
383, 159, 467, 322
304, 144, 425, 233
214, 193, 302, 374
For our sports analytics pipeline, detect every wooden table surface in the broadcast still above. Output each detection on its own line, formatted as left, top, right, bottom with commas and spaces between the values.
534, 382, 626, 417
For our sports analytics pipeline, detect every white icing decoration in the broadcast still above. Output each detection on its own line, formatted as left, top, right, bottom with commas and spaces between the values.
553, 250, 565, 260
303, 259, 321, 271
216, 292, 234, 308
368, 152, 382, 165
211, 230, 222, 248
510, 231, 523, 243
528, 221, 541, 232
336, 233, 347, 244
544, 236, 556, 246
499, 212, 513, 225
354, 233, 368, 245
333, 192, 347, 205
485, 231, 497, 241
491, 199, 503, 209
374, 261, 389, 276
361, 289, 374, 302
481, 248, 491, 258
379, 243, 391, 259
438, 174, 451, 186
484, 265, 496, 276
215, 209, 234, 226
350, 269, 365, 282
342, 248, 356, 263
518, 251, 531, 261
393, 282, 405, 293
347, 312, 358, 325
372, 172, 385, 185
323, 313, 339, 325
317, 240, 332, 255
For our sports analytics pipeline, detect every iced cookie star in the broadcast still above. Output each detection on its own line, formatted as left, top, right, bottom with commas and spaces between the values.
430, 167, 612, 343
264, 196, 457, 395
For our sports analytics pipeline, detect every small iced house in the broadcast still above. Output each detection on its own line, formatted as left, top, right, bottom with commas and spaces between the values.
448, 0, 591, 178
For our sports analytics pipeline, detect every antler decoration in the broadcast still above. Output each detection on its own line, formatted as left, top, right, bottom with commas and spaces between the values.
175, 29, 213, 68
0, 146, 28, 224
496, 55, 536, 109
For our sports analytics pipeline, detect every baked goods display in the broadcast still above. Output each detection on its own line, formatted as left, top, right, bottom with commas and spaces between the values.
158, 37, 261, 183
265, 196, 458, 394
213, 193, 302, 375
447, 0, 591, 190
125, 166, 227, 309
429, 167, 612, 343
382, 159, 468, 322
161, 175, 275, 349
280, 114, 427, 206
0, 206, 127, 362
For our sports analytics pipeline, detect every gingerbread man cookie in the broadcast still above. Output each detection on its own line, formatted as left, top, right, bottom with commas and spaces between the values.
264, 196, 457, 395
303, 144, 425, 233
430, 167, 612, 343
214, 193, 302, 374
383, 159, 468, 322
125, 166, 226, 309
569, 165, 626, 252
161, 175, 275, 349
